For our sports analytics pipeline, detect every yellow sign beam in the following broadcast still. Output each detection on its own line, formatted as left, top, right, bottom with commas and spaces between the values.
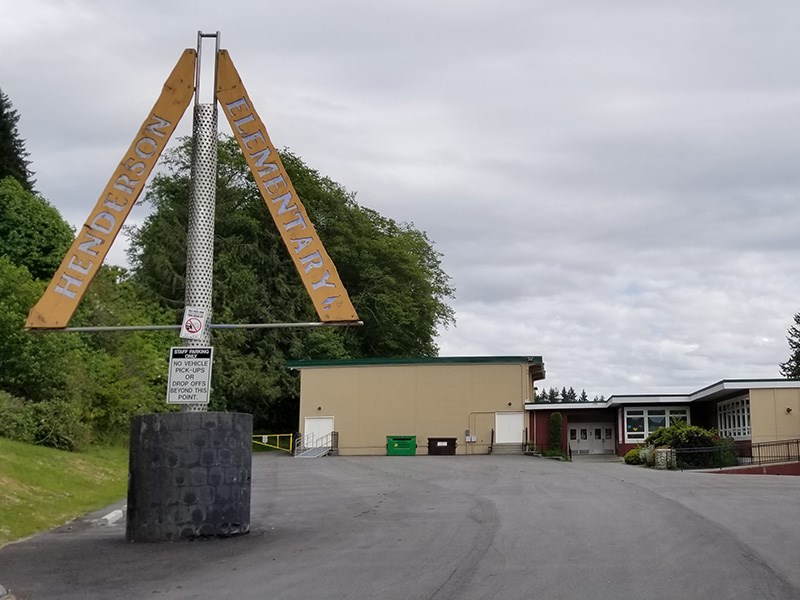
215, 50, 359, 322
26, 50, 197, 329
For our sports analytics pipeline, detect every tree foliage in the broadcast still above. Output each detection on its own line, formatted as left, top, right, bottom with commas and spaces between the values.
0, 177, 73, 280
0, 126, 174, 448
548, 412, 563, 453
779, 312, 800, 378
0, 255, 174, 449
644, 419, 717, 449
129, 136, 455, 430
0, 89, 35, 191
535, 386, 598, 403
0, 97, 186, 450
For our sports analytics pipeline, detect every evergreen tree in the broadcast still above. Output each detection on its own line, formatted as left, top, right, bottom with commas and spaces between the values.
546, 387, 560, 403
579, 389, 589, 402
779, 312, 800, 378
548, 412, 563, 453
0, 89, 35, 191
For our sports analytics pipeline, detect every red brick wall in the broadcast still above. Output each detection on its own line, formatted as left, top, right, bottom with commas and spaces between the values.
713, 463, 800, 476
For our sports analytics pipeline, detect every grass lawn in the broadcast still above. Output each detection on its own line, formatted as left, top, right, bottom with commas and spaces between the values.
0, 438, 128, 548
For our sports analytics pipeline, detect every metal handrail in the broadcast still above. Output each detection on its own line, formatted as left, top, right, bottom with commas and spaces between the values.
295, 431, 334, 454
736, 437, 800, 466
673, 437, 800, 470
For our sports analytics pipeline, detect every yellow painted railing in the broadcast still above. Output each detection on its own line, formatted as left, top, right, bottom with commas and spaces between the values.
252, 433, 294, 454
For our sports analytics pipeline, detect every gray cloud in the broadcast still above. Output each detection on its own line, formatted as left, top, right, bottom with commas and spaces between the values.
4, 0, 800, 398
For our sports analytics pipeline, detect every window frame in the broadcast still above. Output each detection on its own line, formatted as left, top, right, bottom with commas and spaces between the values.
623, 406, 691, 443
716, 396, 750, 440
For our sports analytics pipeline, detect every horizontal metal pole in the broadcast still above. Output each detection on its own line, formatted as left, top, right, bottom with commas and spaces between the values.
28, 321, 364, 333
211, 321, 363, 330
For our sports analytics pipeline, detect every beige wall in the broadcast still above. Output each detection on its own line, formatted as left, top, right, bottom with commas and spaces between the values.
750, 388, 800, 443
298, 363, 532, 455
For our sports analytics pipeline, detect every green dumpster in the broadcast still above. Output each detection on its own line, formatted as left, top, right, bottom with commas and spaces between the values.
386, 435, 416, 456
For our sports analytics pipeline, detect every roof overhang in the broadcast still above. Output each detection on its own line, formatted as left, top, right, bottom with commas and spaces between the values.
288, 355, 545, 380
606, 395, 690, 408
526, 378, 800, 411
525, 401, 610, 411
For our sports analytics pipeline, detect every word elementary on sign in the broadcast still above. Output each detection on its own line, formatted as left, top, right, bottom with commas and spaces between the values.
223, 99, 339, 305
215, 50, 357, 323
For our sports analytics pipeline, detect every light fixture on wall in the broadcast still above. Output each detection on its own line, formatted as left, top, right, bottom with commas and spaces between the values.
317, 406, 322, 411
786, 407, 793, 414
508, 402, 512, 407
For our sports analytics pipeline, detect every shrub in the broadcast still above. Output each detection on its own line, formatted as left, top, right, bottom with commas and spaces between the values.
29, 399, 89, 451
548, 412, 563, 453
624, 447, 641, 464
640, 446, 656, 467
0, 390, 36, 443
0, 392, 89, 451
645, 419, 716, 449
715, 438, 739, 468
645, 419, 739, 469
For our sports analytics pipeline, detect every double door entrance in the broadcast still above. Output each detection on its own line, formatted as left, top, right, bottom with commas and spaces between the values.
569, 422, 615, 455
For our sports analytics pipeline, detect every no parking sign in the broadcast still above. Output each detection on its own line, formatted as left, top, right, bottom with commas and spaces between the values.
180, 306, 208, 340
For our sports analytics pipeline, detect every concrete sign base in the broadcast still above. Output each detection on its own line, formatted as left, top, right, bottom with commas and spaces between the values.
126, 412, 252, 542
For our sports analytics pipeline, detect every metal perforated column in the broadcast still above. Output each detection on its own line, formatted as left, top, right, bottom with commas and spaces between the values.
184, 102, 217, 412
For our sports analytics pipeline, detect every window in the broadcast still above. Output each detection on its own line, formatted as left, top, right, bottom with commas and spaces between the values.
717, 396, 750, 440
624, 407, 691, 442
647, 410, 666, 432
626, 410, 645, 440
670, 409, 687, 424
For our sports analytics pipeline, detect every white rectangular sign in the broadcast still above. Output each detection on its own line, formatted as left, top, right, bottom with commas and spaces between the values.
180, 306, 208, 340
167, 346, 213, 404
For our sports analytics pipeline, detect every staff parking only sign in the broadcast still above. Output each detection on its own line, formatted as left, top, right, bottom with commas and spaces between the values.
167, 347, 213, 404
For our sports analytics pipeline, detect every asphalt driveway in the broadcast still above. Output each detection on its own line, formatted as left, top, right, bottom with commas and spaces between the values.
1, 454, 799, 599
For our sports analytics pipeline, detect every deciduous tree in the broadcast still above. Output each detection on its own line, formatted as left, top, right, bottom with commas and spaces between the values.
129, 137, 455, 430
0, 177, 73, 280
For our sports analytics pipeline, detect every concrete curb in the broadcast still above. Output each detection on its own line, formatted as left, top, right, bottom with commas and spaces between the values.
100, 508, 124, 526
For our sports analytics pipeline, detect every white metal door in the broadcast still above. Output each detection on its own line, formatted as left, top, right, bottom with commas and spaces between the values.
569, 423, 615, 454
495, 412, 524, 444
303, 417, 334, 447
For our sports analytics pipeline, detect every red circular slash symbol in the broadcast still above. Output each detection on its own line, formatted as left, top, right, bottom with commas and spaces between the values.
185, 317, 202, 334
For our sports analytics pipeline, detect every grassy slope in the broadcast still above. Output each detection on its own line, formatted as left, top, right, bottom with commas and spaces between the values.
0, 438, 128, 547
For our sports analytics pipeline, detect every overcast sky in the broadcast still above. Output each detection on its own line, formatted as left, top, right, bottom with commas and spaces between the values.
4, 1, 800, 398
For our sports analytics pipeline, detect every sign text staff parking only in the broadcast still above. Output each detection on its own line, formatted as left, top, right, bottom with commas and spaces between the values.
167, 347, 213, 404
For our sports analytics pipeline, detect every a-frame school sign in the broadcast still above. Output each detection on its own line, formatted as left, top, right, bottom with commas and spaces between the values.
25, 34, 360, 542
25, 46, 359, 330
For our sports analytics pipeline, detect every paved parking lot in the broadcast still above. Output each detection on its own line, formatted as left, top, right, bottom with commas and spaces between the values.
1, 453, 799, 599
